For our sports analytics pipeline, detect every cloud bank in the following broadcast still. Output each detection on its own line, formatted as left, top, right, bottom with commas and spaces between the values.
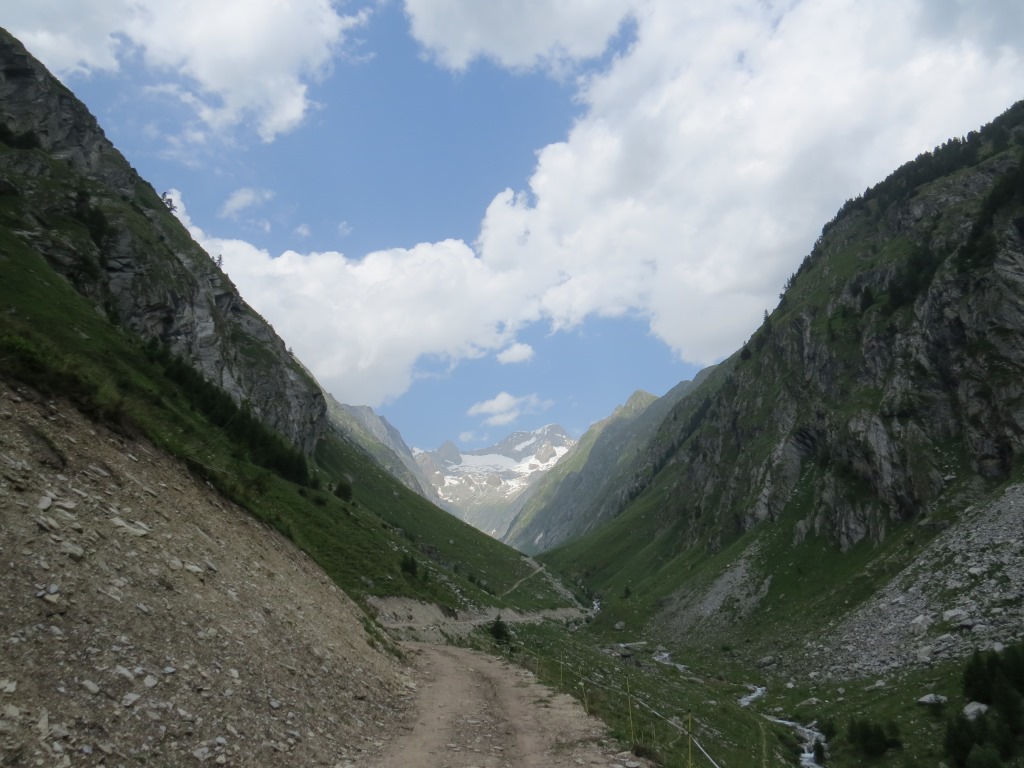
195, 0, 1022, 407
18, 2, 1024, 412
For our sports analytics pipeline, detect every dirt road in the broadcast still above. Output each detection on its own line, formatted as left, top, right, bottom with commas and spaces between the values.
362, 643, 649, 768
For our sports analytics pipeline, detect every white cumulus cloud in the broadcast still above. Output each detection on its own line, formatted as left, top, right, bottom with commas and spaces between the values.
403, 0, 634, 72
463, 0, 1024, 363
219, 188, 274, 219
5, 0, 369, 142
497, 343, 534, 364
467, 392, 549, 427
161, 1, 1024, 408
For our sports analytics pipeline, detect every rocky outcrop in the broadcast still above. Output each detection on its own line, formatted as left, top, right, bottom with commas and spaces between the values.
0, 28, 327, 453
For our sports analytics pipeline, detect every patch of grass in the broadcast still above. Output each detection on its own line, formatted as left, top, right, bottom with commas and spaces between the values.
483, 621, 793, 768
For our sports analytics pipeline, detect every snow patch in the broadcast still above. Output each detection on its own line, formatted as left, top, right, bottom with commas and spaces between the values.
458, 453, 520, 471
514, 437, 538, 452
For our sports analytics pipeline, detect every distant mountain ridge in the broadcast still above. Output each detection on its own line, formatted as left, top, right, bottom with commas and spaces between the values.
415, 425, 576, 537
503, 376, 713, 553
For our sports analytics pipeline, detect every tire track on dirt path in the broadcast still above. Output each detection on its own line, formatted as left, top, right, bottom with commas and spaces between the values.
360, 643, 654, 768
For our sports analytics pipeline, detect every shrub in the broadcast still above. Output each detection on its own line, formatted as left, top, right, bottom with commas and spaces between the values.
489, 615, 510, 645
965, 742, 1003, 768
847, 716, 900, 757
334, 479, 353, 502
400, 553, 418, 577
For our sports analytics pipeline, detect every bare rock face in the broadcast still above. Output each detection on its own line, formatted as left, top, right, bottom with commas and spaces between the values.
0, 29, 327, 454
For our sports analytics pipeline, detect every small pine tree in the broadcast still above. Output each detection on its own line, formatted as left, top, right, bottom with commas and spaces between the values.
489, 615, 510, 645
334, 479, 353, 502
944, 713, 978, 768
860, 285, 875, 312
992, 674, 1023, 735
813, 739, 826, 764
965, 650, 996, 704
400, 553, 417, 577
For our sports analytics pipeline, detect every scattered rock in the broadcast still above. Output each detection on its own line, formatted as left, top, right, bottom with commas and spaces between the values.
60, 540, 85, 560
963, 702, 989, 720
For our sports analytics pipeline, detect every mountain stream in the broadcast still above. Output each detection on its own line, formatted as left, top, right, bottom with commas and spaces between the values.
655, 651, 825, 766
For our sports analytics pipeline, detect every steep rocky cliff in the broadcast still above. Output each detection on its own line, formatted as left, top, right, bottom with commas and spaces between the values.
0, 28, 326, 453
668, 115, 1024, 553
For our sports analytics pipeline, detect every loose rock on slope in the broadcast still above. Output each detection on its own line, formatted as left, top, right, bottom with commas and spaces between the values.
0, 381, 408, 766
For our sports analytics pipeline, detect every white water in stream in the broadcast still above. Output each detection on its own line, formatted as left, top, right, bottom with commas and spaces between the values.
651, 651, 827, 765
738, 685, 767, 707
736, 685, 825, 765
763, 715, 827, 767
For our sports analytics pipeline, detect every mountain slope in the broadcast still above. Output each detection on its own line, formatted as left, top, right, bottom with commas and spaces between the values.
415, 425, 575, 537
324, 393, 438, 500
504, 373, 712, 553
0, 28, 326, 453
543, 101, 1024, 667
0, 26, 574, 617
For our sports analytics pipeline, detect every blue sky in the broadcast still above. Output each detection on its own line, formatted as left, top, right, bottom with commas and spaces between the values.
6, 1, 1024, 450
